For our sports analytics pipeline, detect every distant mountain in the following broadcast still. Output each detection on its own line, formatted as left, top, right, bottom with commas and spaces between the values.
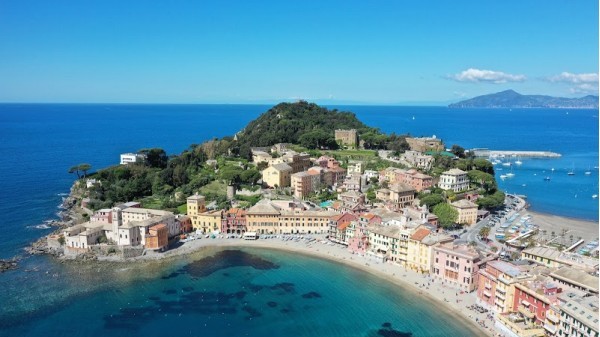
448, 90, 599, 108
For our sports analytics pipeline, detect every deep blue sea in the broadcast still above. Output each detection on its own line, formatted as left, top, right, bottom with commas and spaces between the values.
0, 104, 597, 336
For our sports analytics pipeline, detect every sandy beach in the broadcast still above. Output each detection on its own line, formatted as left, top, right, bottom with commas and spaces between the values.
525, 209, 598, 241
102, 236, 498, 337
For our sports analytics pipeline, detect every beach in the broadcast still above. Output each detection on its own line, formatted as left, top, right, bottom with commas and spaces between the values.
521, 209, 599, 249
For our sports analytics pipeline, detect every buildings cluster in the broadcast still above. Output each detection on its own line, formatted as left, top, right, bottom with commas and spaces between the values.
474, 246, 599, 337
62, 201, 191, 253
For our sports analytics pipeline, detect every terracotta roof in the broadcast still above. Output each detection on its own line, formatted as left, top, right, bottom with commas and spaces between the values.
361, 213, 376, 220
410, 227, 431, 241
150, 223, 167, 230
337, 221, 351, 230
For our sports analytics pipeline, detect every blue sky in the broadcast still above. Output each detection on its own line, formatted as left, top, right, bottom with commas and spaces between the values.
0, 1, 597, 104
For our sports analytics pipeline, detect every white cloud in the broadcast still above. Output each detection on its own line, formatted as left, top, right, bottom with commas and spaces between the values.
549, 72, 598, 84
569, 83, 599, 95
450, 68, 526, 83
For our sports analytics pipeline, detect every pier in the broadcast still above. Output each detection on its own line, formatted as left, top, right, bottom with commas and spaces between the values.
470, 148, 561, 158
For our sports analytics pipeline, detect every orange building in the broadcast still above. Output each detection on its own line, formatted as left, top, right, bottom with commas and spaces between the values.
145, 224, 168, 251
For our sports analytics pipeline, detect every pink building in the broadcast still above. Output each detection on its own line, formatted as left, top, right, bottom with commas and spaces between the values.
347, 213, 382, 254
329, 213, 358, 240
91, 208, 112, 223
221, 208, 247, 234
432, 243, 482, 292
316, 155, 341, 169
395, 169, 433, 192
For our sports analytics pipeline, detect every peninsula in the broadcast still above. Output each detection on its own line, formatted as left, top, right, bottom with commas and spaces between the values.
31, 101, 599, 337
449, 89, 599, 109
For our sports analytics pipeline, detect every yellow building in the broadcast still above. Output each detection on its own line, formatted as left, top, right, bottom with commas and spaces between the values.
406, 227, 453, 273
187, 194, 206, 217
451, 199, 478, 225
261, 163, 293, 188
186, 194, 222, 233
246, 200, 281, 235
195, 210, 222, 233
279, 210, 336, 234
246, 199, 335, 235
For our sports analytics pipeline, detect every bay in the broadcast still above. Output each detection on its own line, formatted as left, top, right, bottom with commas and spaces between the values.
0, 247, 479, 337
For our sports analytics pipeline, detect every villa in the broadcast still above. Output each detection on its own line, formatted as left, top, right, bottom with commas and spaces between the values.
438, 168, 470, 192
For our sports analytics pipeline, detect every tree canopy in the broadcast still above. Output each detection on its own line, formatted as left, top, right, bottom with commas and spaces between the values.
432, 203, 458, 228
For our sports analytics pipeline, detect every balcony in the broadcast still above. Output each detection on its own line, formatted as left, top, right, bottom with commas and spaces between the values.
496, 291, 506, 300
485, 282, 492, 290
543, 323, 557, 335
518, 306, 535, 319
546, 313, 559, 324
483, 290, 492, 298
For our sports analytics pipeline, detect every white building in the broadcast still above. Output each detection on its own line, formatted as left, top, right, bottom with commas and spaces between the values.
120, 153, 146, 165
557, 293, 599, 337
438, 168, 469, 192
64, 206, 177, 250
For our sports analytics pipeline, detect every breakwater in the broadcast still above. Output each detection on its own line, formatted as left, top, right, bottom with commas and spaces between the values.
471, 148, 562, 158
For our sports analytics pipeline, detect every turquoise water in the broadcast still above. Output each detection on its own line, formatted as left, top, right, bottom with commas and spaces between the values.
0, 248, 479, 337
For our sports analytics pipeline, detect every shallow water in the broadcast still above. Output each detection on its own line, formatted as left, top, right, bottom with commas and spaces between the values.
0, 248, 479, 337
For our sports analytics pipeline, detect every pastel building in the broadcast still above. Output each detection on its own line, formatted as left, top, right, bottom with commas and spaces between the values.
432, 243, 482, 292
477, 260, 533, 313
557, 293, 599, 337
521, 247, 599, 272
262, 163, 293, 188
246, 199, 335, 235
402, 150, 434, 170
451, 199, 479, 225
395, 169, 434, 192
513, 278, 561, 327
145, 224, 168, 251
291, 171, 313, 199
376, 183, 416, 210
438, 169, 470, 192
406, 227, 453, 273
221, 208, 247, 234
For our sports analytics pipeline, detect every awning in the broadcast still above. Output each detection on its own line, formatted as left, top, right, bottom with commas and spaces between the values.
521, 300, 531, 306
483, 291, 492, 297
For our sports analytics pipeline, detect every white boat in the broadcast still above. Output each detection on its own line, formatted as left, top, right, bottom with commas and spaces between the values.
567, 163, 575, 176
500, 174, 508, 179
585, 166, 592, 175
505, 173, 515, 178
514, 156, 522, 165
544, 176, 551, 181
593, 194, 598, 199
502, 162, 512, 167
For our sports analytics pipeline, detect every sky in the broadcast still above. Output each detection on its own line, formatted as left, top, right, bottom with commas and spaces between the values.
0, 0, 598, 104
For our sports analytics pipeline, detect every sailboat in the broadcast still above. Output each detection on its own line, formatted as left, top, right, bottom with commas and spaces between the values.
514, 156, 522, 166
585, 166, 592, 175
567, 164, 575, 176
506, 165, 515, 178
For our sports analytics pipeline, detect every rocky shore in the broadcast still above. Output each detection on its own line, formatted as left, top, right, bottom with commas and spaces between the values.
0, 258, 18, 273
25, 183, 84, 257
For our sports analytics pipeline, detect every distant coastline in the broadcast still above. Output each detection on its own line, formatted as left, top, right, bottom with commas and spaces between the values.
449, 89, 599, 109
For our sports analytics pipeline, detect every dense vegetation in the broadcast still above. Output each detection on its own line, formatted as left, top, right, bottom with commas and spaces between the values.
235, 101, 410, 158
71, 101, 505, 217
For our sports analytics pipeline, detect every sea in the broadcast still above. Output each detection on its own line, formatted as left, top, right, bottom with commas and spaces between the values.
0, 104, 598, 336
